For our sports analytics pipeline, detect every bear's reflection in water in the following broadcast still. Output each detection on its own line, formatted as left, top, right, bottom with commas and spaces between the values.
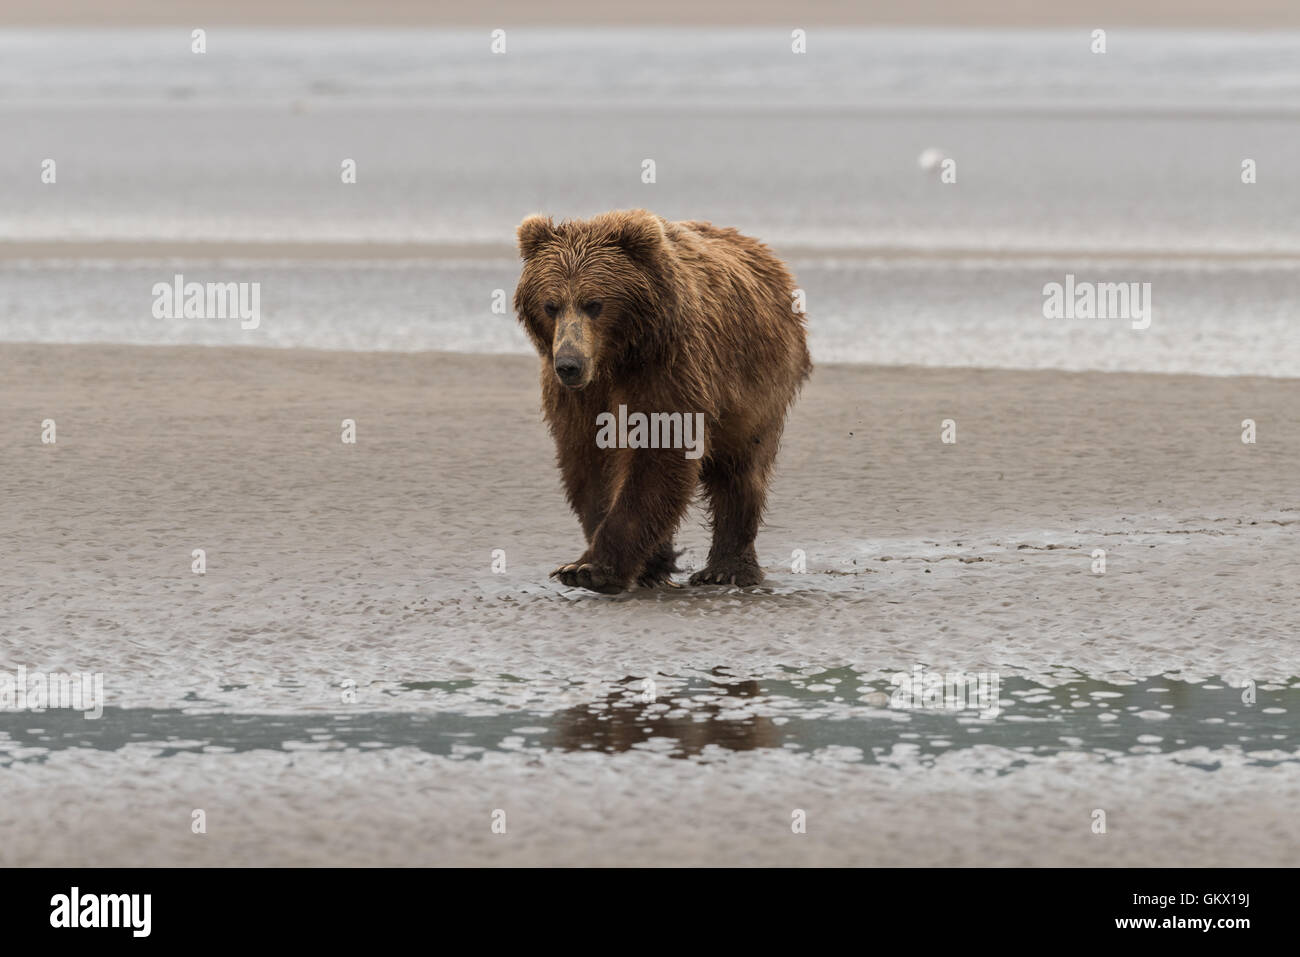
552, 676, 782, 757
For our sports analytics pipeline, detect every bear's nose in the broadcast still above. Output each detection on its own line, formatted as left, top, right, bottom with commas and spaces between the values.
554, 355, 584, 385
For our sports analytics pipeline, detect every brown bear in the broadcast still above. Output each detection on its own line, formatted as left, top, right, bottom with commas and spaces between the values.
513, 208, 811, 593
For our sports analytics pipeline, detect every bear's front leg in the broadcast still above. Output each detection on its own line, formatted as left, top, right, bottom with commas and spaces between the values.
549, 436, 613, 589
557, 448, 699, 594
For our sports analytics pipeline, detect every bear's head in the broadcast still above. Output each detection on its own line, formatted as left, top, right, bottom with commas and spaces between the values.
513, 209, 674, 391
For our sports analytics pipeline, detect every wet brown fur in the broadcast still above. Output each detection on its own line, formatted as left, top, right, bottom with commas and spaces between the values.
513, 209, 811, 593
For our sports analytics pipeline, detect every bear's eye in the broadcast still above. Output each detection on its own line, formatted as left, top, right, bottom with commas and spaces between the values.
582, 300, 603, 317
543, 302, 559, 318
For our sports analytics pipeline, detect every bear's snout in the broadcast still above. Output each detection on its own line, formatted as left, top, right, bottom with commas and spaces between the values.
553, 353, 587, 388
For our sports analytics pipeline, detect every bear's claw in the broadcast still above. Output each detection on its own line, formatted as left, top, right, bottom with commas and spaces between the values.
637, 570, 682, 589
551, 561, 625, 594
688, 561, 763, 588
637, 545, 683, 589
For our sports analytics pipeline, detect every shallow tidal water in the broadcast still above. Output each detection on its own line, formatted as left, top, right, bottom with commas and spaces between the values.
3, 670, 1294, 773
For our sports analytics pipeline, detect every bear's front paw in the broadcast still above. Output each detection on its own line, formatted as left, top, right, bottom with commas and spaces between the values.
550, 560, 627, 594
689, 558, 763, 588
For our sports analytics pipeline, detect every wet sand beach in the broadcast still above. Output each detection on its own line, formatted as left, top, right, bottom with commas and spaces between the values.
1, 343, 1296, 865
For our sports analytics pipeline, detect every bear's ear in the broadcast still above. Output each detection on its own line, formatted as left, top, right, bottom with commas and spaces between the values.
607, 210, 666, 264
517, 214, 556, 260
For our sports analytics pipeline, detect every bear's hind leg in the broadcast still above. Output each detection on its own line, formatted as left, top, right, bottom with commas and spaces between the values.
637, 541, 683, 588
690, 451, 771, 587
